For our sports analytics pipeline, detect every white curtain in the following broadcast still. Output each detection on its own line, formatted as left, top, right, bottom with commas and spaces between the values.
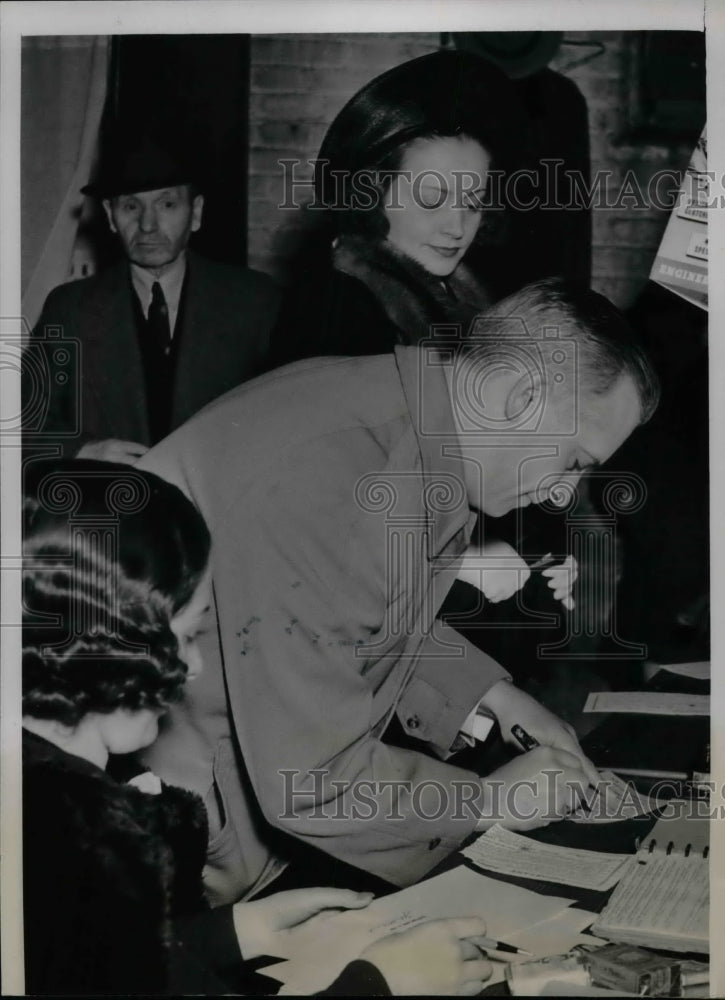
21, 35, 109, 329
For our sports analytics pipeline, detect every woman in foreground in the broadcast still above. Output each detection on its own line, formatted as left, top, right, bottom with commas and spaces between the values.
21, 458, 492, 995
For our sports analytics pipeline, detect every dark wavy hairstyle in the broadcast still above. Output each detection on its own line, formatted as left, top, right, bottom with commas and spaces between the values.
22, 459, 211, 726
313, 49, 531, 241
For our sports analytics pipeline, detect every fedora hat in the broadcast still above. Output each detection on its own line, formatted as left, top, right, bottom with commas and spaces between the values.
452, 32, 563, 79
82, 133, 201, 198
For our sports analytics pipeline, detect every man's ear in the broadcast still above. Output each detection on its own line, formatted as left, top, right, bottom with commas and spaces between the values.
102, 199, 116, 234
505, 371, 543, 424
191, 194, 204, 233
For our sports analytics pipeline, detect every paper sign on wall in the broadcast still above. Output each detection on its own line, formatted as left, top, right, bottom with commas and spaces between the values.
650, 126, 707, 311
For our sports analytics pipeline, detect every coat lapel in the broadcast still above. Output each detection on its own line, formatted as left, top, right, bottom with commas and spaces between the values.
171, 252, 229, 427
82, 262, 150, 442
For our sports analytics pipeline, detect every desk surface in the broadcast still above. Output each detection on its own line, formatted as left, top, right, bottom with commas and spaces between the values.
447, 669, 711, 995
250, 669, 711, 996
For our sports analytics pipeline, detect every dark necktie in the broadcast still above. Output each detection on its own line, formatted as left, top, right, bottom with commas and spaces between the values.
148, 281, 172, 356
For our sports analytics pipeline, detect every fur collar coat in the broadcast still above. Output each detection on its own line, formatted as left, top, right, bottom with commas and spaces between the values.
270, 234, 492, 366
332, 234, 492, 344
22, 729, 208, 995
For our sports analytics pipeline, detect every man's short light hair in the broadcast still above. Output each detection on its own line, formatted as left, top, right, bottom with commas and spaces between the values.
458, 277, 660, 424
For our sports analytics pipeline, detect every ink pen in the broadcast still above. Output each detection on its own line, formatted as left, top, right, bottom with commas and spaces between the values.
511, 725, 600, 814
511, 724, 539, 751
478, 936, 532, 956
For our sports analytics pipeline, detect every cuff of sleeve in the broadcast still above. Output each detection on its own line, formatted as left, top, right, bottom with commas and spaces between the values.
318, 959, 392, 996
398, 625, 511, 757
460, 705, 496, 744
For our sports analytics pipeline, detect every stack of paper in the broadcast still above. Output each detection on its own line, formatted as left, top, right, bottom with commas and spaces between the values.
258, 866, 600, 994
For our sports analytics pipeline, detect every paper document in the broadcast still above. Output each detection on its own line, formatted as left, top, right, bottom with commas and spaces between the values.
483, 909, 602, 991
591, 854, 709, 952
272, 901, 600, 994
571, 770, 662, 824
650, 126, 707, 310
652, 661, 710, 681
583, 691, 710, 716
260, 865, 574, 994
507, 906, 599, 955
462, 825, 631, 890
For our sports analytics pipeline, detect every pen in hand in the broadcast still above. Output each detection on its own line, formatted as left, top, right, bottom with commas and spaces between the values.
511, 724, 539, 752
531, 553, 576, 610
529, 553, 555, 572
511, 725, 603, 816
477, 936, 532, 956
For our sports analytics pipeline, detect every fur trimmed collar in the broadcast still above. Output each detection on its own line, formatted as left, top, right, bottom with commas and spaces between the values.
332, 235, 491, 345
23, 728, 208, 916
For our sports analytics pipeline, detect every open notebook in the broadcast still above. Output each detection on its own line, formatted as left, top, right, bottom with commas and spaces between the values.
591, 806, 709, 953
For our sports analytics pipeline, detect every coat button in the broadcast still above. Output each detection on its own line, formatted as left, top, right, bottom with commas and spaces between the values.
428, 837, 441, 850
406, 715, 420, 730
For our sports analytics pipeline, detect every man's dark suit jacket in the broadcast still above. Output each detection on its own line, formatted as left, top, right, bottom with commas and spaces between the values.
24, 250, 280, 457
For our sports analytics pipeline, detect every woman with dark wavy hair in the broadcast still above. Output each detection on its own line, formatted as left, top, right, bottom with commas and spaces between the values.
22, 459, 494, 996
270, 51, 579, 630
22, 458, 221, 993
22, 464, 209, 740
270, 49, 531, 365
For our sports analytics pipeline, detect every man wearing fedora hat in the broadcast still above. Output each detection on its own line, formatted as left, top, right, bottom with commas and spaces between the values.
26, 135, 280, 462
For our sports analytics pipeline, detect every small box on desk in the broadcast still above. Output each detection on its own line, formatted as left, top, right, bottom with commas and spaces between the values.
588, 944, 681, 997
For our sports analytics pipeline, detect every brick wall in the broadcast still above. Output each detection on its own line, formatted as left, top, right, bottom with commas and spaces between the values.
248, 31, 697, 309
248, 33, 439, 283
549, 32, 696, 308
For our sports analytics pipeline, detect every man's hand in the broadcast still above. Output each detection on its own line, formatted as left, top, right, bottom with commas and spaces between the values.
361, 917, 493, 996
76, 438, 149, 465
232, 887, 373, 960
478, 680, 599, 786
477, 746, 592, 831
456, 540, 530, 603
542, 555, 578, 610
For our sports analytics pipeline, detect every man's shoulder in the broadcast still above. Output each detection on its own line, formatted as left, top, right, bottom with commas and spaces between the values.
40, 261, 129, 311
142, 351, 414, 526
172, 352, 404, 450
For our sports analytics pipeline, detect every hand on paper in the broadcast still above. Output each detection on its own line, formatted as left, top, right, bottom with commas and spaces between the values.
76, 438, 149, 465
541, 555, 578, 610
478, 746, 593, 832
232, 887, 373, 960
360, 917, 493, 996
479, 680, 600, 786
456, 540, 530, 603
